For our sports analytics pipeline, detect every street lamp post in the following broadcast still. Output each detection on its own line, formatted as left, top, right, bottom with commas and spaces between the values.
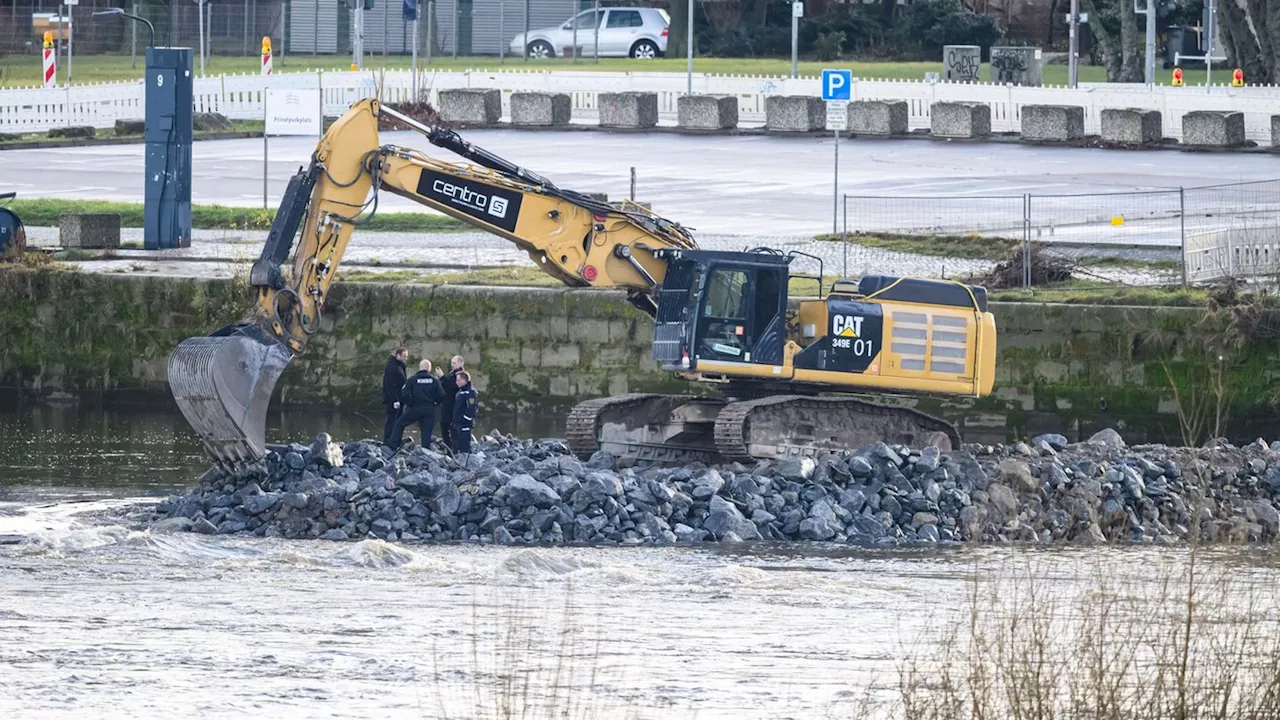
91, 7, 156, 48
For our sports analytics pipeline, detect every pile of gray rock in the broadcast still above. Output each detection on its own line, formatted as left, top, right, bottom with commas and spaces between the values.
151, 428, 1280, 546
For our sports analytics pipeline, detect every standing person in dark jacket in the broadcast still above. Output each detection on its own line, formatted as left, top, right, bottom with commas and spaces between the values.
390, 359, 445, 448
452, 371, 479, 467
439, 355, 465, 448
380, 347, 409, 444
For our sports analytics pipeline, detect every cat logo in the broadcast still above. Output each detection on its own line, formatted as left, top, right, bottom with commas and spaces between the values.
832, 314, 864, 338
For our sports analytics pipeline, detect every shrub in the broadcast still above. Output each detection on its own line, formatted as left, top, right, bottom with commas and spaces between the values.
814, 31, 847, 61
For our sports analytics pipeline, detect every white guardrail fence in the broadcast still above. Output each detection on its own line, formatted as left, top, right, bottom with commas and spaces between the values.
4, 69, 1280, 143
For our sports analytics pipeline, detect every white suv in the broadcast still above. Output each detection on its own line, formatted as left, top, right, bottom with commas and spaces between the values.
509, 7, 669, 59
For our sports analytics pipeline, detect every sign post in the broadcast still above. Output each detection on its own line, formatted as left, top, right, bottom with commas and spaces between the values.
64, 0, 77, 84
264, 88, 323, 209
821, 69, 851, 236
790, 1, 802, 78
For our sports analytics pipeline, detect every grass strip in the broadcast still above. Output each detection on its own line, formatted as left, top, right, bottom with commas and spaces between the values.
6, 199, 469, 233
817, 232, 1017, 261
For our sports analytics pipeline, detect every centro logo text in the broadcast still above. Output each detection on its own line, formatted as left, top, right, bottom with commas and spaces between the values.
433, 179, 509, 219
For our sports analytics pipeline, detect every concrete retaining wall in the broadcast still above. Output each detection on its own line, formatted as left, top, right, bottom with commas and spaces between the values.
1101, 108, 1162, 145
930, 102, 991, 138
4, 271, 1280, 443
438, 89, 502, 126
1183, 111, 1246, 147
848, 100, 907, 136
599, 92, 658, 129
1021, 105, 1084, 142
510, 92, 571, 127
677, 95, 738, 130
765, 96, 825, 132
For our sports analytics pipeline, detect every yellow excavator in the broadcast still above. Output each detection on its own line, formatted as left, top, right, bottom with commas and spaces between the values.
168, 98, 996, 468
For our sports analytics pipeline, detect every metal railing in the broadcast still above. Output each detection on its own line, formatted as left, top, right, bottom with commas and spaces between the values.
839, 179, 1280, 288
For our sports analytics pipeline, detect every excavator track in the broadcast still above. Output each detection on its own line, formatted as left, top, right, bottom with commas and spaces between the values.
712, 395, 961, 464
565, 393, 723, 464
567, 392, 961, 465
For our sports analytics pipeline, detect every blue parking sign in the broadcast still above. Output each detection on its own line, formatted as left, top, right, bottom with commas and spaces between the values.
821, 69, 852, 101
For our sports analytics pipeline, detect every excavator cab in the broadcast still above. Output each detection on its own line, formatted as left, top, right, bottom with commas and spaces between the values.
653, 249, 791, 373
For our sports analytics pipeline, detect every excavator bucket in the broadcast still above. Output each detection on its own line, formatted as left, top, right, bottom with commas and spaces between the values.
167, 330, 293, 467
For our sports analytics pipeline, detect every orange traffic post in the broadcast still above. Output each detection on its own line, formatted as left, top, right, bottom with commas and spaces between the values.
1172, 67, 1184, 86
261, 36, 273, 75
42, 31, 56, 88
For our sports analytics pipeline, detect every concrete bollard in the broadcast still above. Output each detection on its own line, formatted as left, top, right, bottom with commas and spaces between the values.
677, 95, 739, 130
930, 102, 991, 139
1100, 108, 1162, 145
1182, 110, 1246, 147
59, 214, 121, 249
510, 92, 572, 127
599, 92, 658, 129
1273, 115, 1280, 150
847, 100, 908, 136
765, 96, 825, 132
438, 89, 502, 126
1021, 105, 1084, 142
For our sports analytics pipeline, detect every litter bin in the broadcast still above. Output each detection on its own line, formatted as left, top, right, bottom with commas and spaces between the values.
0, 193, 26, 256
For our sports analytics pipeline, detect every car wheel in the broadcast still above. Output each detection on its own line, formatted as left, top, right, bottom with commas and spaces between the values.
630, 40, 658, 59
528, 40, 554, 59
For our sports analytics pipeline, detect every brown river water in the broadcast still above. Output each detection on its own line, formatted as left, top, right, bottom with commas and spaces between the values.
4, 401, 1280, 719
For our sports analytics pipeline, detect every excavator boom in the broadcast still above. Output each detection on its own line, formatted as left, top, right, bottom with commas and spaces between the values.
169, 99, 696, 467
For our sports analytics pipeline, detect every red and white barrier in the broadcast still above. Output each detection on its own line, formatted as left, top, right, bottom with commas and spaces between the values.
261, 37, 273, 76
42, 32, 56, 88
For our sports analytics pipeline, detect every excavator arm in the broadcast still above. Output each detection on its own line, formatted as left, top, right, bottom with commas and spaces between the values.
169, 98, 697, 467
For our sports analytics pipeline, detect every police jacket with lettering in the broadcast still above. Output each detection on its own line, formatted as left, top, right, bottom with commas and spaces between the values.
453, 386, 478, 431
401, 371, 445, 408
381, 355, 406, 405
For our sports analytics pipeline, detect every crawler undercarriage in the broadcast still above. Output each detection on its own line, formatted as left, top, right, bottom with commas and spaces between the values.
565, 390, 959, 464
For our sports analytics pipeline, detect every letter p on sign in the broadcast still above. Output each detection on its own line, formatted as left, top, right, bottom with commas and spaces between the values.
821, 69, 852, 101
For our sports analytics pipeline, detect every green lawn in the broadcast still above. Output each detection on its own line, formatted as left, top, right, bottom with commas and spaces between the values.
0, 52, 1226, 88
6, 198, 467, 232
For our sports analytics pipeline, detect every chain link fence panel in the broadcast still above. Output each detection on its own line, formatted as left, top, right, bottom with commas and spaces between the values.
842, 179, 1280, 290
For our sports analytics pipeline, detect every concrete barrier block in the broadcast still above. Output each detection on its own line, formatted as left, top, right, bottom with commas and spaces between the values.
848, 100, 908, 136
765, 96, 825, 132
439, 89, 501, 126
1182, 110, 1246, 147
677, 95, 738, 130
930, 102, 991, 138
1101, 108, 1162, 145
1021, 105, 1084, 142
599, 92, 658, 128
510, 92, 572, 126
60, 214, 120, 249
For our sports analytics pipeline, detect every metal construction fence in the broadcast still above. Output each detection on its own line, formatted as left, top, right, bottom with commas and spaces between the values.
839, 179, 1280, 289
2, 0, 618, 60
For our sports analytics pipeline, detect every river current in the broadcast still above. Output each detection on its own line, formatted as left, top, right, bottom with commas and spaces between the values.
3, 401, 1280, 719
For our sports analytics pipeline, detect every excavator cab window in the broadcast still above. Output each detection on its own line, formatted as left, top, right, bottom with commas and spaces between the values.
698, 268, 749, 361
692, 264, 786, 365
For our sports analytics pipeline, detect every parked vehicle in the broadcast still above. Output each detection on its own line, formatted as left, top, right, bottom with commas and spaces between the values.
509, 7, 668, 59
